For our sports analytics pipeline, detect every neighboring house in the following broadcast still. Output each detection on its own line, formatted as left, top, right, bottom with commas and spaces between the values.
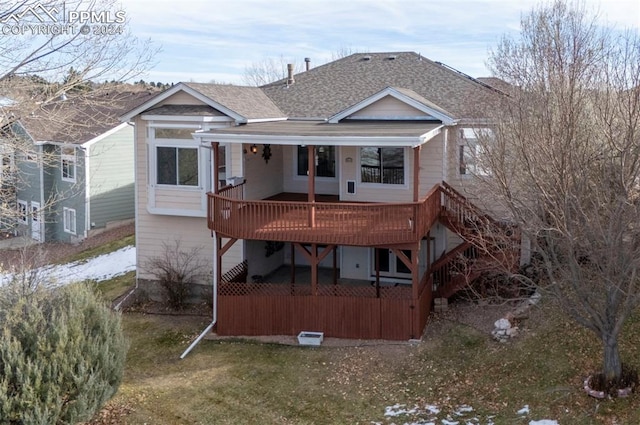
122, 52, 520, 340
13, 90, 155, 243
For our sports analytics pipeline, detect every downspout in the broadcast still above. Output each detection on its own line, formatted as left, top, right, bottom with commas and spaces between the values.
180, 229, 218, 359
180, 142, 218, 359
81, 145, 90, 239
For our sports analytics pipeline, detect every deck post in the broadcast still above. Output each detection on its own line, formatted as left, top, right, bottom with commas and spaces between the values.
375, 248, 381, 298
290, 243, 296, 285
308, 145, 316, 227
212, 142, 219, 194
311, 243, 318, 296
411, 245, 419, 301
413, 145, 420, 202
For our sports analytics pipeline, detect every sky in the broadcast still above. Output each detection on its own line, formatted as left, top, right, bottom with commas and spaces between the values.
121, 0, 640, 85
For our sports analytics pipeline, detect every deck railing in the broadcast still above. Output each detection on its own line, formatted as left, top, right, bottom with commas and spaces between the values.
207, 183, 441, 246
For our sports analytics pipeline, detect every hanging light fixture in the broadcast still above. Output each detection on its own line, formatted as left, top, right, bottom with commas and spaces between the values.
249, 144, 258, 154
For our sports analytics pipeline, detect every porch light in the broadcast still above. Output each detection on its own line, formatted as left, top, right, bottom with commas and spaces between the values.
249, 144, 258, 154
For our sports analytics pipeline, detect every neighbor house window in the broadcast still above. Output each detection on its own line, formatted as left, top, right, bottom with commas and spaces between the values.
459, 128, 491, 176
156, 146, 199, 186
61, 146, 76, 182
360, 147, 405, 184
297, 145, 336, 178
17, 200, 27, 224
63, 207, 76, 234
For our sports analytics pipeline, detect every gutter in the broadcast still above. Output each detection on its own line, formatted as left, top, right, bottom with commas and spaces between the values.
180, 229, 218, 359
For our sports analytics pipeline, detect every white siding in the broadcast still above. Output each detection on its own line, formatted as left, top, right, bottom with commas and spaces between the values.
243, 144, 284, 200
348, 96, 432, 119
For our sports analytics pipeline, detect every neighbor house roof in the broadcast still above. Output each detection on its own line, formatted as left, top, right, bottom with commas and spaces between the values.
22, 90, 156, 144
261, 52, 505, 120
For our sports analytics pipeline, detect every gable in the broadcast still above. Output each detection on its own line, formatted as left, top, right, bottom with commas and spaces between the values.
157, 91, 212, 107
346, 95, 435, 120
328, 87, 455, 125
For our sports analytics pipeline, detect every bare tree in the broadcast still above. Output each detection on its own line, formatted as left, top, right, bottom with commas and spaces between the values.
242, 48, 361, 86
0, 0, 157, 235
242, 55, 303, 86
479, 0, 640, 390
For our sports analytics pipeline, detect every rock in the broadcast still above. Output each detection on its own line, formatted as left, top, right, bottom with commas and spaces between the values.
494, 318, 511, 330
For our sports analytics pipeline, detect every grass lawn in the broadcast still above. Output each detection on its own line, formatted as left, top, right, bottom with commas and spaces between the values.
85, 235, 640, 424
94, 292, 640, 423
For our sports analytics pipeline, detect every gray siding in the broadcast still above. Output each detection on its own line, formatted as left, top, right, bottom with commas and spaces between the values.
87, 125, 135, 229
43, 144, 86, 243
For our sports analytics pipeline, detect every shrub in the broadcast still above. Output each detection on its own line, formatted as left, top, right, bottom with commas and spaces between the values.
0, 281, 127, 424
144, 240, 208, 310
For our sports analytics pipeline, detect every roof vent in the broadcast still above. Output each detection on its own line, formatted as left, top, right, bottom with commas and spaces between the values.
387, 55, 397, 60
362, 55, 372, 61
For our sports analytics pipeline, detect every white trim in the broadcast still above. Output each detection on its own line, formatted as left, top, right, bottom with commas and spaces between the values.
358, 146, 409, 187
246, 117, 288, 123
17, 200, 28, 224
146, 205, 207, 217
328, 87, 456, 125
142, 115, 234, 123
61, 146, 76, 183
84, 144, 90, 238
82, 123, 129, 148
149, 122, 204, 129
63, 207, 77, 235
194, 128, 444, 148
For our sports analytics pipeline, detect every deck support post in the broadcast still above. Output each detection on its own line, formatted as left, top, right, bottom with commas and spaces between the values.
290, 243, 296, 285
308, 145, 316, 227
311, 243, 318, 296
212, 142, 220, 194
375, 248, 381, 298
333, 246, 338, 285
413, 145, 420, 202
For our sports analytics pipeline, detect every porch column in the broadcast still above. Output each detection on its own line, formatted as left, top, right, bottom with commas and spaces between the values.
308, 145, 316, 227
413, 145, 421, 202
211, 142, 220, 194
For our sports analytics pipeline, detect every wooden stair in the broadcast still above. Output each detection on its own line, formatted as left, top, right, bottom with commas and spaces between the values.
432, 182, 520, 299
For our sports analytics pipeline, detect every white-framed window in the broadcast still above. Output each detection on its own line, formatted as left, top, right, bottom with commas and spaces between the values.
156, 146, 199, 186
459, 128, 491, 176
63, 207, 76, 235
297, 145, 337, 178
360, 147, 405, 185
61, 146, 76, 182
17, 200, 28, 224
151, 127, 202, 188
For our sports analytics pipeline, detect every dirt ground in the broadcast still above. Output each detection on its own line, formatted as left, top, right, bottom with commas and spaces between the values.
0, 223, 134, 269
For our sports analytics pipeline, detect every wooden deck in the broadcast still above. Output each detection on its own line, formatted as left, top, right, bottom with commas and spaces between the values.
207, 184, 441, 246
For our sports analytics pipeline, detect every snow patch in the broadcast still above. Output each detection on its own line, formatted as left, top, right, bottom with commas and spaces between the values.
0, 246, 136, 286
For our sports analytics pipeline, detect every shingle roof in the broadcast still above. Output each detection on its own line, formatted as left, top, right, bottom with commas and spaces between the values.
22, 90, 156, 144
183, 83, 284, 120
261, 52, 504, 120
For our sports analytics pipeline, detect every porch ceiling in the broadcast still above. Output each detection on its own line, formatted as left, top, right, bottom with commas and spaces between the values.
193, 120, 444, 147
